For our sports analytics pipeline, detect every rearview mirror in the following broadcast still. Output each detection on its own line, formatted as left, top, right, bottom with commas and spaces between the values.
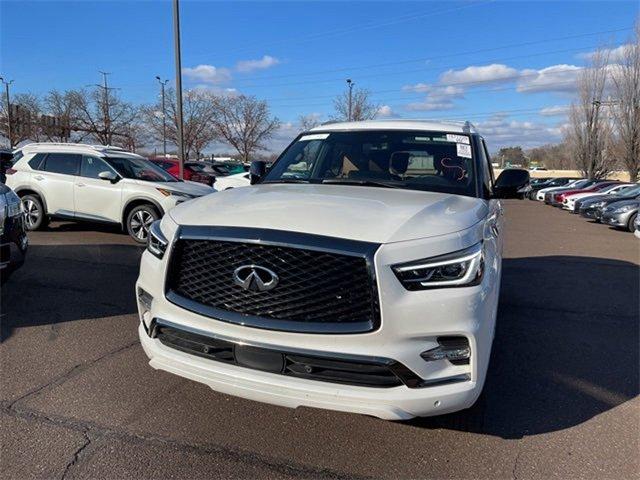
494, 169, 530, 199
98, 171, 119, 183
249, 160, 266, 185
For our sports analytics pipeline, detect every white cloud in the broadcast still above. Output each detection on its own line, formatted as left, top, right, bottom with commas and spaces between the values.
579, 44, 634, 63
539, 105, 570, 116
440, 64, 519, 85
405, 100, 457, 112
516, 64, 582, 93
183, 64, 232, 85
476, 114, 564, 149
402, 83, 465, 112
236, 55, 280, 73
376, 105, 396, 117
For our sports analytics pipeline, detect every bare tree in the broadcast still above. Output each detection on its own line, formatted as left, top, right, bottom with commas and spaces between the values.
0, 92, 44, 145
332, 87, 379, 121
566, 49, 613, 179
42, 89, 80, 142
298, 114, 321, 131
527, 142, 576, 170
211, 95, 280, 163
115, 116, 149, 153
142, 88, 217, 159
72, 86, 138, 145
610, 22, 640, 181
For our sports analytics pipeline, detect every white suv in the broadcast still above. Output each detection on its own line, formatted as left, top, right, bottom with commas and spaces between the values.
6, 143, 214, 242
136, 120, 529, 419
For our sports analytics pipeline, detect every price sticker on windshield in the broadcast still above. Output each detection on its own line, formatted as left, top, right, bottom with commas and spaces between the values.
456, 143, 472, 159
447, 134, 470, 144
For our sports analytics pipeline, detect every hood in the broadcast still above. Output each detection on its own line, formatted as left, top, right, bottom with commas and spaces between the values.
140, 180, 214, 197
606, 199, 640, 210
169, 184, 487, 243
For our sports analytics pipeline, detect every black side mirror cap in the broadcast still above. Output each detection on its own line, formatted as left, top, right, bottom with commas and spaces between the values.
249, 160, 266, 185
494, 168, 530, 199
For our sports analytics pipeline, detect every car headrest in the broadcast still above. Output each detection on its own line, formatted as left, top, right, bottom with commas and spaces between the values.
389, 151, 410, 176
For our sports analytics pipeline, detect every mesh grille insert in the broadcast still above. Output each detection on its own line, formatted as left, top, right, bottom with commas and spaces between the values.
166, 238, 379, 332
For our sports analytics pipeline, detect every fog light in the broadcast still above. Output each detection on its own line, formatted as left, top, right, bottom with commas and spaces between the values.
421, 336, 470, 363
138, 288, 153, 311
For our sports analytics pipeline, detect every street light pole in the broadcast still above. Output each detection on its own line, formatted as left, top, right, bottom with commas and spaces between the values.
155, 76, 169, 156
346, 78, 354, 122
0, 77, 14, 148
172, 0, 185, 180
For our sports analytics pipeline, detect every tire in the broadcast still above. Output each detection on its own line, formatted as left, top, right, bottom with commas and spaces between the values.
126, 204, 159, 243
627, 212, 638, 232
21, 194, 48, 231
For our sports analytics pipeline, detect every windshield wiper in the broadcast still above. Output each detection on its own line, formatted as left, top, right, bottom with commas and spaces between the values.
321, 178, 403, 188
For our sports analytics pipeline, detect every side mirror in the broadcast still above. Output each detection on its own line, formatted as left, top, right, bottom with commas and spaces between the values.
249, 160, 266, 185
494, 168, 530, 199
98, 171, 119, 183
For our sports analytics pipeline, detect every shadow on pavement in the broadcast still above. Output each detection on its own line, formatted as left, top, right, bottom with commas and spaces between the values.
45, 220, 127, 236
409, 255, 639, 438
0, 243, 142, 342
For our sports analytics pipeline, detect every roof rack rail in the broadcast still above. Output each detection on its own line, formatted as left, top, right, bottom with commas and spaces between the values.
21, 142, 128, 152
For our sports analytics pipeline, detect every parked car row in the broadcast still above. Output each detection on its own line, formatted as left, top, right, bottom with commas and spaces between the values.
529, 176, 639, 234
149, 157, 251, 190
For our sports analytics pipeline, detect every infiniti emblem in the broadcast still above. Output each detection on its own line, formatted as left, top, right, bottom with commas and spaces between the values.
233, 265, 279, 292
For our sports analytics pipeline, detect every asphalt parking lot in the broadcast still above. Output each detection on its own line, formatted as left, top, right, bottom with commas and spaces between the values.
1, 200, 638, 480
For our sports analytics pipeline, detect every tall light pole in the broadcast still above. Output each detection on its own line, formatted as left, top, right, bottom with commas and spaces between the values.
0, 77, 14, 148
173, 0, 185, 180
346, 78, 354, 122
155, 76, 169, 156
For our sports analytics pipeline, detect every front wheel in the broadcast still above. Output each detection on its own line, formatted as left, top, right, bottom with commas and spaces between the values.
126, 205, 159, 243
21, 194, 48, 230
627, 212, 638, 233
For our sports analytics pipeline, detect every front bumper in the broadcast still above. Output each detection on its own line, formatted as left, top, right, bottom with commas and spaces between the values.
139, 322, 481, 420
0, 214, 28, 279
580, 206, 604, 220
136, 227, 500, 420
601, 210, 634, 228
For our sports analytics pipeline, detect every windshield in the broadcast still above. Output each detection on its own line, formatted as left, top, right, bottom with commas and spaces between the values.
264, 130, 477, 196
105, 156, 178, 182
617, 185, 640, 196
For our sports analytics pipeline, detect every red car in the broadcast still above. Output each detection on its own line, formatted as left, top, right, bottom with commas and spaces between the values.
149, 158, 216, 186
552, 181, 619, 204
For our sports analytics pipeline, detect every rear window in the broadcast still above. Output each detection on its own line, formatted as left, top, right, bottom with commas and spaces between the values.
43, 153, 81, 175
28, 153, 47, 170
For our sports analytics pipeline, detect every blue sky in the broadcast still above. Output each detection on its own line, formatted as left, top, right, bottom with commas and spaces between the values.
1, 0, 638, 152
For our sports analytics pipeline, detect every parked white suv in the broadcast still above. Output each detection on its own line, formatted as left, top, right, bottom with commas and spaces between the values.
136, 120, 529, 419
6, 143, 213, 242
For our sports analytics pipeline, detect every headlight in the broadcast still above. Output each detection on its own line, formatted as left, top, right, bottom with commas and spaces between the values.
392, 243, 484, 290
592, 201, 606, 208
156, 188, 195, 199
147, 220, 169, 259
613, 204, 635, 214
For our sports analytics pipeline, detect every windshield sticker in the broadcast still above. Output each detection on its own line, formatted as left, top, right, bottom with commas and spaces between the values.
299, 133, 330, 141
456, 143, 472, 159
447, 134, 470, 144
